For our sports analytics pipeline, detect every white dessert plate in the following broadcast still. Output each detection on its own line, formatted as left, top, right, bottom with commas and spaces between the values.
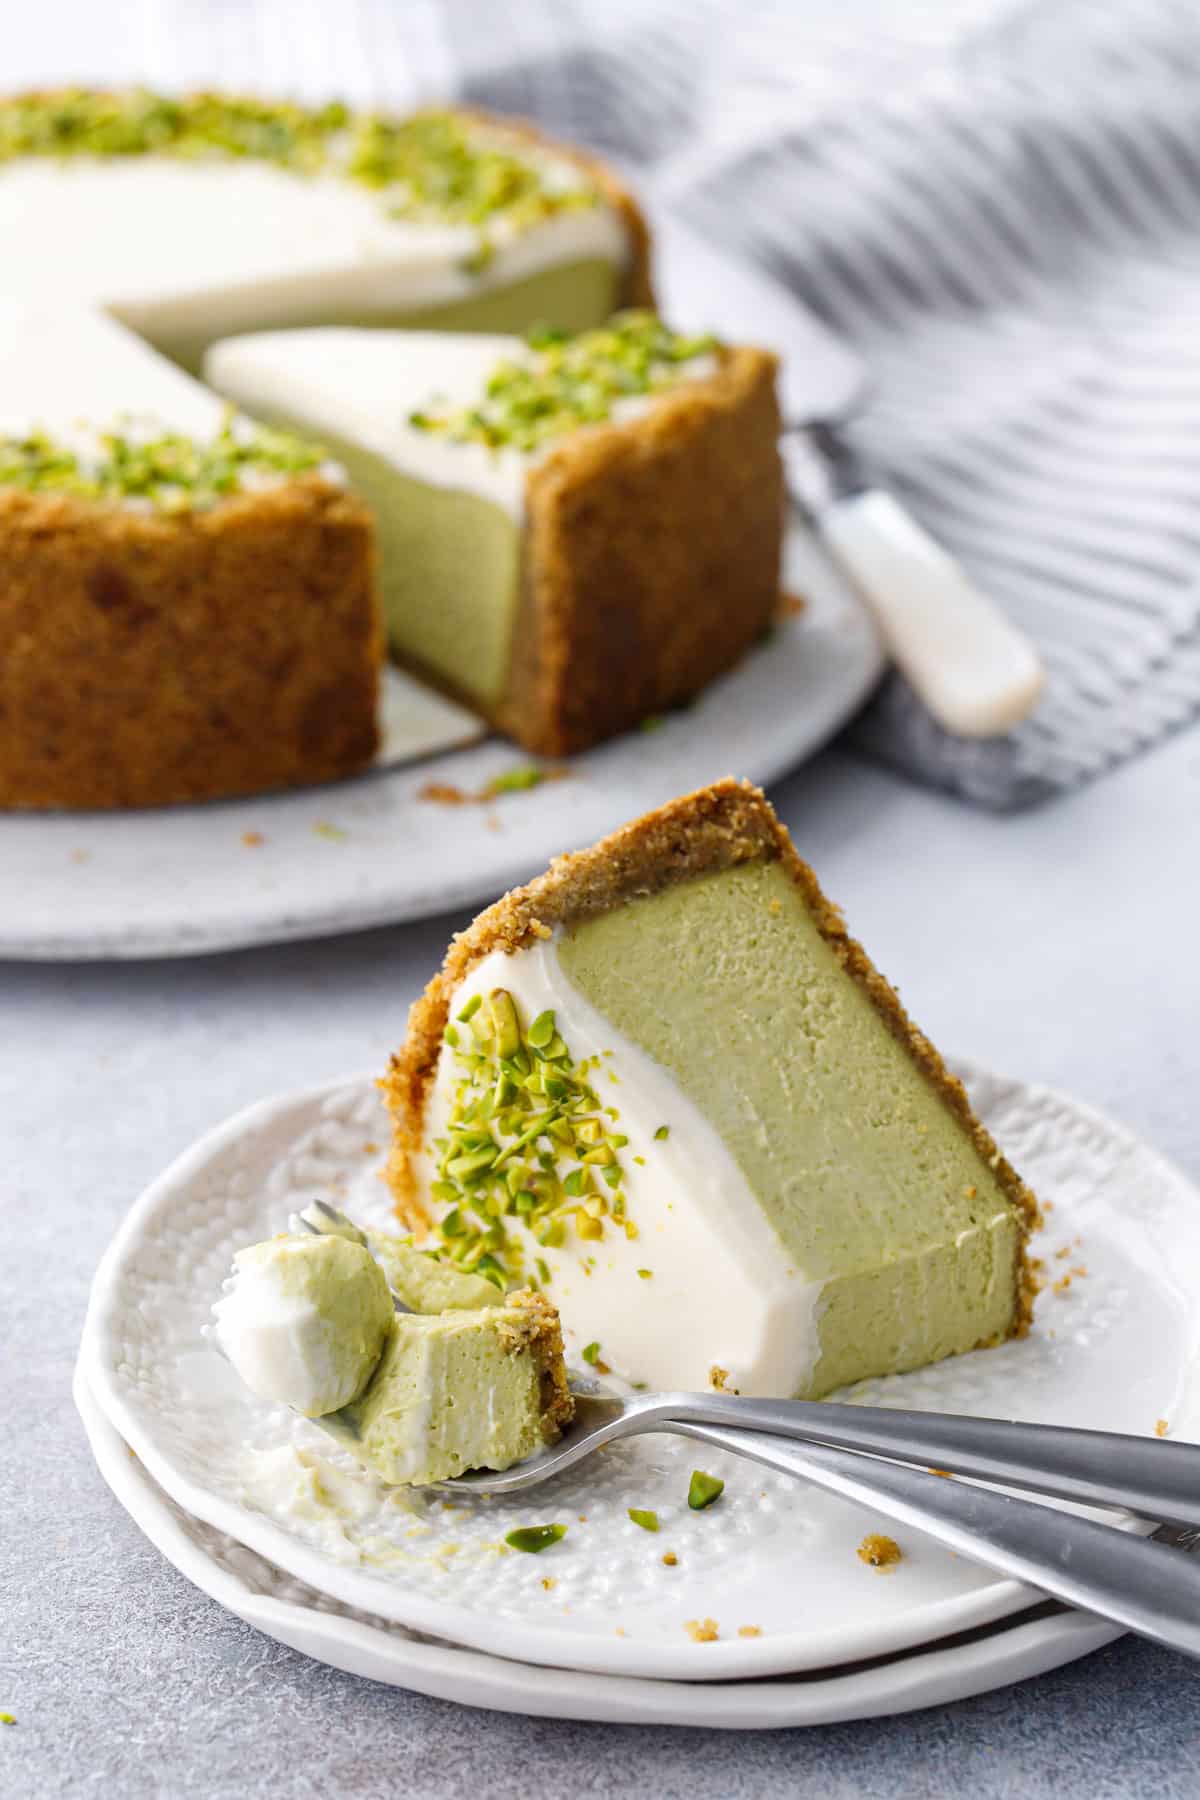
74, 1362, 1124, 1728
0, 512, 880, 960
81, 1060, 1200, 1686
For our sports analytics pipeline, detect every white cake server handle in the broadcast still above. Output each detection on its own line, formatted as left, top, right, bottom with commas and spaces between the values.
786, 429, 1044, 738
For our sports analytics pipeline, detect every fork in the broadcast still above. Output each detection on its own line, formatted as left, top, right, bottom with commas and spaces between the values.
294, 1205, 1200, 1659
440, 1390, 1200, 1661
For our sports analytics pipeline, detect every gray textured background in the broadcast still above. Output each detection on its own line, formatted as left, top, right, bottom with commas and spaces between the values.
6, 727, 1200, 1797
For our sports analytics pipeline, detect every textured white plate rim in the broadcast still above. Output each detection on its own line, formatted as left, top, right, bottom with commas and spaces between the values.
81, 1060, 1196, 1684
74, 1360, 1125, 1729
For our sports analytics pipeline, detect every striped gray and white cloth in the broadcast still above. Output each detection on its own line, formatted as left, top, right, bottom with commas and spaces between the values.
13, 0, 1200, 807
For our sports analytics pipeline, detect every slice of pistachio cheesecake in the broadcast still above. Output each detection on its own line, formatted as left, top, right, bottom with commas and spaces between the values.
0, 92, 650, 370
214, 1226, 573, 1485
384, 779, 1039, 1399
206, 311, 784, 755
0, 303, 381, 810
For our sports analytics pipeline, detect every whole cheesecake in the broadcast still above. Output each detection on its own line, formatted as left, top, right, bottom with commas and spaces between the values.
384, 779, 1039, 1399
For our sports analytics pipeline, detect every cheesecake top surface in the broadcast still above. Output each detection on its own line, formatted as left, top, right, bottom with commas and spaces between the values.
206, 314, 730, 520
405, 312, 720, 452
0, 303, 333, 511
0, 91, 629, 316
0, 91, 602, 230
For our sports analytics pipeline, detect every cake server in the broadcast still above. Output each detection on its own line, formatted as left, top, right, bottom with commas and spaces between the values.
440, 1389, 1200, 1662
654, 212, 1044, 738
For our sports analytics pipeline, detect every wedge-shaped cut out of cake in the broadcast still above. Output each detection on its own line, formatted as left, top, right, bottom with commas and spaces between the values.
0, 303, 382, 810
384, 779, 1039, 1399
207, 313, 784, 756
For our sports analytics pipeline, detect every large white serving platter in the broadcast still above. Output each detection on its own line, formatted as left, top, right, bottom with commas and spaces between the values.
75, 1364, 1126, 1728
0, 516, 881, 960
81, 1061, 1200, 1688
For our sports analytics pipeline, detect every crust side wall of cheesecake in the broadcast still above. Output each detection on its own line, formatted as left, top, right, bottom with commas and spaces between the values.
0, 477, 381, 810
383, 779, 1040, 1395
483, 346, 783, 757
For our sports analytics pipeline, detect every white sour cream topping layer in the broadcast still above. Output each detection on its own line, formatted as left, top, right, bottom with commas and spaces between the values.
416, 940, 824, 1397
0, 155, 628, 361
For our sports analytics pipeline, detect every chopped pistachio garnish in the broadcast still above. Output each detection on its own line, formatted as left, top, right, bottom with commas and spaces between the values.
687, 1470, 725, 1511
0, 1713, 14, 1725
654, 1124, 670, 1141
408, 311, 719, 453
0, 93, 594, 247
352, 109, 599, 243
628, 1508, 659, 1532
0, 88, 348, 170
636, 1268, 653, 1280
433, 990, 634, 1286
581, 1341, 602, 1365
0, 412, 326, 510
505, 1523, 567, 1554
483, 764, 549, 797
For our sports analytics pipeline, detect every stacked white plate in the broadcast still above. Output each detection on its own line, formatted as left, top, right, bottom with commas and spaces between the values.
77, 1061, 1200, 1726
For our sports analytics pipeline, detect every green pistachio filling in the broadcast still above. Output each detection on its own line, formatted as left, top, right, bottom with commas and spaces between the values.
434, 988, 635, 1288
0, 413, 327, 509
0, 92, 599, 249
407, 311, 720, 452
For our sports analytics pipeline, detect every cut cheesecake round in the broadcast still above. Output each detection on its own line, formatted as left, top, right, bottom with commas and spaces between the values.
0, 93, 650, 371
206, 316, 784, 757
0, 305, 381, 809
383, 779, 1039, 1400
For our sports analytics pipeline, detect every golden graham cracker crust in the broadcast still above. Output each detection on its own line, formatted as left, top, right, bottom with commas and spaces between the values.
500, 1290, 576, 1443
382, 777, 1040, 1337
0, 477, 382, 810
393, 347, 784, 758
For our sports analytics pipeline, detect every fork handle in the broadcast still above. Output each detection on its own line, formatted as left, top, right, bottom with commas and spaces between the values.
655, 1395, 1200, 1527
671, 1422, 1200, 1660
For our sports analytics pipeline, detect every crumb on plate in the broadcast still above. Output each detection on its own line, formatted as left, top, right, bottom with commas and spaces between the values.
857, 1533, 903, 1569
